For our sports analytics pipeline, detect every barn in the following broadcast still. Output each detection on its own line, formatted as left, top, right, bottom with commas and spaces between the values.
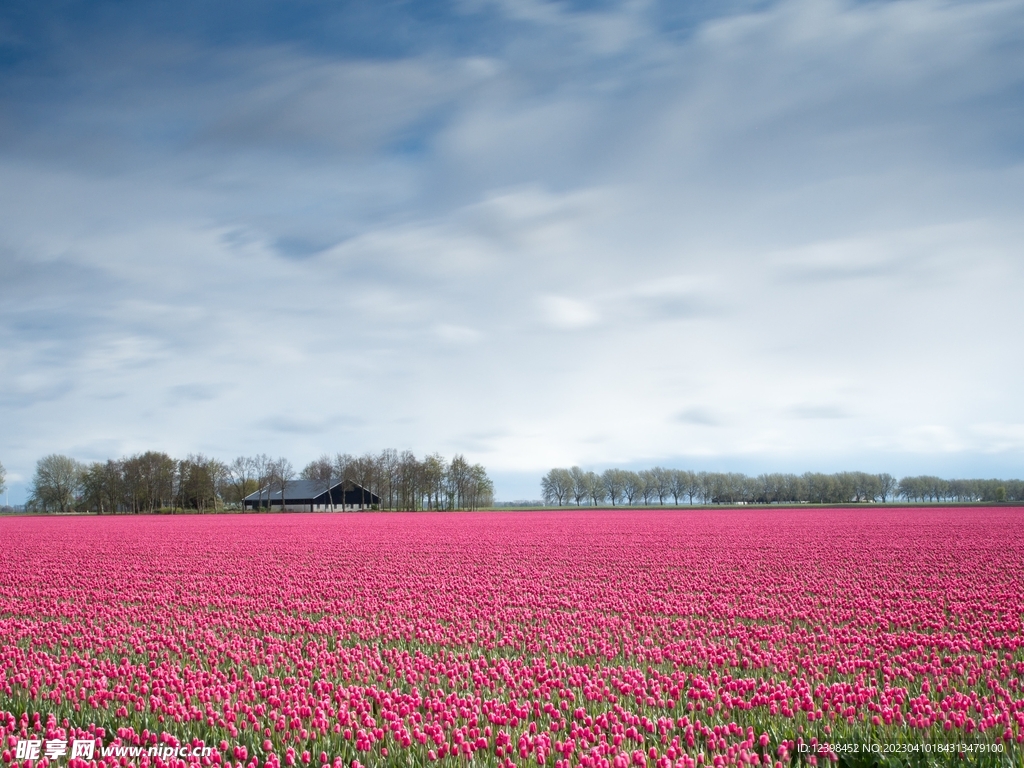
243, 479, 381, 512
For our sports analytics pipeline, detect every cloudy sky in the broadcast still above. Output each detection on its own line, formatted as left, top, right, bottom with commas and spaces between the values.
2, 0, 1023, 502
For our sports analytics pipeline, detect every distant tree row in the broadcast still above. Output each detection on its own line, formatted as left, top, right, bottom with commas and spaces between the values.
22, 450, 493, 514
298, 450, 493, 511
541, 467, 1023, 506
895, 475, 1021, 503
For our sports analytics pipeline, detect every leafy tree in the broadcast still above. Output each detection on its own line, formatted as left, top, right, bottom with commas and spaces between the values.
877, 473, 897, 502
621, 471, 643, 505
29, 454, 83, 514
79, 460, 124, 514
176, 454, 224, 512
638, 470, 657, 505
122, 451, 175, 512
543, 464, 1022, 507
568, 466, 588, 506
668, 469, 687, 504
648, 467, 673, 504
464, 462, 494, 509
541, 468, 573, 506
584, 471, 606, 506
225, 456, 258, 508
420, 453, 446, 511
394, 450, 420, 511
601, 469, 626, 506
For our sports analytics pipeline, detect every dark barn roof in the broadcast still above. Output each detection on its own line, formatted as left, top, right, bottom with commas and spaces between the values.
244, 479, 381, 506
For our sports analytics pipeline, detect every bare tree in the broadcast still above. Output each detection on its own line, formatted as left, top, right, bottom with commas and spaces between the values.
378, 449, 400, 510
250, 454, 272, 511
0, 460, 6, 500
226, 456, 256, 509
352, 453, 379, 509
302, 454, 335, 510
270, 457, 295, 511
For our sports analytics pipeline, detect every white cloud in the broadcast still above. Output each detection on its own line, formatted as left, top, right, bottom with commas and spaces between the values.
2, 0, 1024, 500
539, 295, 600, 330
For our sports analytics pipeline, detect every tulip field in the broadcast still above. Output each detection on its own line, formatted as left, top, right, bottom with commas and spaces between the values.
1, 507, 1023, 768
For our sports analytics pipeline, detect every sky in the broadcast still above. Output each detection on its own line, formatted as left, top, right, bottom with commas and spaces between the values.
1, 0, 1023, 503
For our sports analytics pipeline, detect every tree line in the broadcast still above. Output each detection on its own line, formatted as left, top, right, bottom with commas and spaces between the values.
541, 467, 1023, 506
19, 450, 494, 514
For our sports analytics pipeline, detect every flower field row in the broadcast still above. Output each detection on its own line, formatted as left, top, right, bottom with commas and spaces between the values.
1, 508, 1022, 768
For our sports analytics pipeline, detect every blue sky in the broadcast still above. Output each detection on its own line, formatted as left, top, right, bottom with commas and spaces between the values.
2, 0, 1023, 502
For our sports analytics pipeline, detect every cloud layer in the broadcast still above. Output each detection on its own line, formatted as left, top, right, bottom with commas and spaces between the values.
2, 0, 1023, 500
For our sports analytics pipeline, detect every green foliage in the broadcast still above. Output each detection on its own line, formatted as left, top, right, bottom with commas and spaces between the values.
541, 468, 1024, 506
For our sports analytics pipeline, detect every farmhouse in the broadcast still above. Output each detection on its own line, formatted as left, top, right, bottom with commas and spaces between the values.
243, 479, 382, 512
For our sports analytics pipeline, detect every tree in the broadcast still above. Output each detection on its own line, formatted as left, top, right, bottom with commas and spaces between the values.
421, 453, 446, 511
333, 453, 355, 483
464, 463, 495, 509
756, 473, 780, 504
688, 473, 704, 507
898, 476, 928, 502
648, 467, 672, 504
352, 453, 380, 509
225, 456, 257, 508
667, 469, 685, 504
79, 460, 124, 514
696, 471, 715, 505
177, 454, 224, 512
621, 471, 643, 505
877, 473, 897, 502
568, 466, 588, 506
302, 454, 334, 484
541, 468, 573, 506
395, 450, 422, 510
270, 457, 295, 511
251, 454, 272, 511
584, 471, 606, 506
602, 469, 625, 506
803, 472, 836, 503
0, 460, 6, 499
302, 454, 336, 509
638, 470, 656, 504
122, 451, 175, 512
29, 454, 83, 514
